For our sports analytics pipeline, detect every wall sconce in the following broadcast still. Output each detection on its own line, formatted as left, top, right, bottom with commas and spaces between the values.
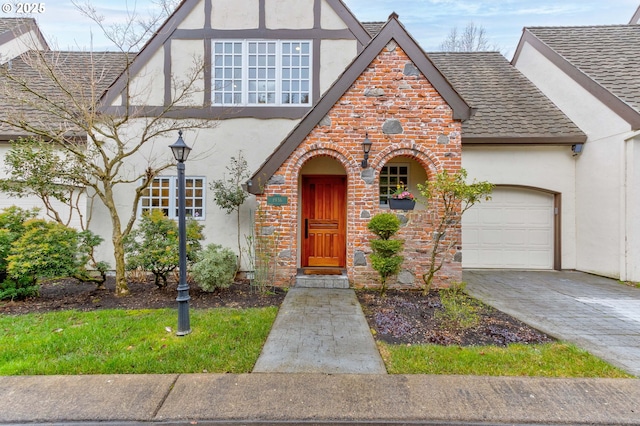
361, 133, 372, 168
571, 143, 584, 156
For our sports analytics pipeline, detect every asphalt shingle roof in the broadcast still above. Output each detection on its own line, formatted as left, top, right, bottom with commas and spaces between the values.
428, 51, 586, 142
0, 50, 129, 137
527, 25, 640, 114
361, 22, 385, 37
0, 17, 33, 35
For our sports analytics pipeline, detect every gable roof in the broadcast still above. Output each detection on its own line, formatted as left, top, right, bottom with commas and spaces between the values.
0, 50, 129, 140
513, 25, 640, 130
0, 18, 49, 59
247, 15, 472, 194
429, 51, 586, 144
100, 0, 373, 108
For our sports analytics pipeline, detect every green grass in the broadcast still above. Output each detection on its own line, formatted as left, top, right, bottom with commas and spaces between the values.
379, 342, 633, 377
0, 307, 277, 375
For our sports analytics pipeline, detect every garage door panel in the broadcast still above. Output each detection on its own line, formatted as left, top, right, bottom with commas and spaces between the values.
462, 187, 554, 269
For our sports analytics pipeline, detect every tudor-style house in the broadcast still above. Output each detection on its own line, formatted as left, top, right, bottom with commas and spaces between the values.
1, 1, 639, 288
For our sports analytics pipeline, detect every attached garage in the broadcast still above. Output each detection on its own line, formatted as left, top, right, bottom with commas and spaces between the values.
462, 187, 556, 269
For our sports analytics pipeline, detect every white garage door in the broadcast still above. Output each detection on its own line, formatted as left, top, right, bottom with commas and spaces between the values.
462, 187, 554, 269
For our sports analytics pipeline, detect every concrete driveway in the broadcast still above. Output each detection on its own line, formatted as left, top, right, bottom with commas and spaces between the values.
464, 270, 640, 377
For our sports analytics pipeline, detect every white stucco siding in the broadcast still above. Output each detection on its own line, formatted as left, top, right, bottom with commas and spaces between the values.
515, 41, 632, 280
89, 117, 301, 270
320, 39, 357, 95
0, 192, 87, 230
211, 0, 259, 29
170, 39, 205, 107
179, 0, 205, 29
130, 48, 165, 107
266, 0, 314, 29
321, 0, 348, 30
462, 145, 576, 269
0, 144, 87, 230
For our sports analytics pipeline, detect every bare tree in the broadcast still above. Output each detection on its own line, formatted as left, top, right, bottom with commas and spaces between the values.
0, 2, 210, 296
439, 22, 499, 52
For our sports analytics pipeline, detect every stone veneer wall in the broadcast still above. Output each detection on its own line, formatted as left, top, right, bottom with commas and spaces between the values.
256, 41, 463, 289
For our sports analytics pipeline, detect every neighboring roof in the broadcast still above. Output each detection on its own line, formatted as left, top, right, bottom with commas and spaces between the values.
630, 6, 640, 24
514, 25, 640, 129
0, 17, 49, 53
247, 15, 472, 194
0, 50, 129, 139
429, 51, 586, 144
361, 22, 385, 37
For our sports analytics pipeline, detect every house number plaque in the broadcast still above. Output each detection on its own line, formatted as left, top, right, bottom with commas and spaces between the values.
267, 194, 288, 206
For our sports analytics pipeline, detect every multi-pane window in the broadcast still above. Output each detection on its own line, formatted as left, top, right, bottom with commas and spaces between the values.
379, 164, 409, 206
213, 40, 311, 106
140, 177, 205, 219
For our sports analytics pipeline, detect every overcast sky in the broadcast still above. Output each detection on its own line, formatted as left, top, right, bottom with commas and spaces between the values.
13, 0, 640, 58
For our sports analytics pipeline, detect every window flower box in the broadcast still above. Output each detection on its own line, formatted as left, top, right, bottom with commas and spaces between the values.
389, 198, 416, 210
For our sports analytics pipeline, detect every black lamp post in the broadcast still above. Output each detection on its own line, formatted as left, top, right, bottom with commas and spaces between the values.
361, 132, 372, 168
169, 130, 192, 336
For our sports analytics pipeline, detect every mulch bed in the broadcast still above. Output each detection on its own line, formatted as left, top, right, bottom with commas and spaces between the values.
1, 278, 553, 347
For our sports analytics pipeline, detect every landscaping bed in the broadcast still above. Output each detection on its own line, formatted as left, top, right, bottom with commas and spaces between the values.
2, 278, 552, 348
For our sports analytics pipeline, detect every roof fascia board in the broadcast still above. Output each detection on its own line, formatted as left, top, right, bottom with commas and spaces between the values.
0, 19, 49, 51
247, 16, 472, 194
630, 6, 640, 24
326, 0, 372, 46
463, 135, 587, 145
514, 29, 640, 130
99, 0, 194, 108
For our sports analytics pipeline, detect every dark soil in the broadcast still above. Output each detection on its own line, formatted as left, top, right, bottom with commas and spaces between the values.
357, 289, 554, 347
0, 278, 553, 347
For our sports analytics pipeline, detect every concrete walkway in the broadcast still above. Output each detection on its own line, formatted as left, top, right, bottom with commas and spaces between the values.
253, 287, 386, 374
464, 269, 640, 377
2, 373, 640, 424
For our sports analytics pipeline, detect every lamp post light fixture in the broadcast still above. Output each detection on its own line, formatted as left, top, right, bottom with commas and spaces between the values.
169, 130, 192, 336
361, 132, 372, 168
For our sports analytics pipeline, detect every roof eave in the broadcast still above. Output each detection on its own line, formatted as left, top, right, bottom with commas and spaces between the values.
463, 134, 587, 145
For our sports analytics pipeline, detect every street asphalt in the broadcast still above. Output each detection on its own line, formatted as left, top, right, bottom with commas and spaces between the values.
1, 270, 639, 425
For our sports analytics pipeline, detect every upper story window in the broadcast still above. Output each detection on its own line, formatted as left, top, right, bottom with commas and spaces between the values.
213, 40, 311, 106
140, 176, 205, 220
379, 164, 410, 206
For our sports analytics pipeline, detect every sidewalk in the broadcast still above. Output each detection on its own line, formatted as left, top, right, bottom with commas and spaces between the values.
2, 373, 640, 424
3, 273, 640, 424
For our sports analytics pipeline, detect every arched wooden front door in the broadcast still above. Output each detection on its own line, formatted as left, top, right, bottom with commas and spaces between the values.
301, 176, 346, 267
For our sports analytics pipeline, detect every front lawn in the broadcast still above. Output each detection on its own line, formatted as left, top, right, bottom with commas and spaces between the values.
379, 342, 632, 377
0, 307, 277, 375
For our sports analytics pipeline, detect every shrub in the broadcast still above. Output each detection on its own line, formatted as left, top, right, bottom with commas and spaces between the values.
191, 244, 237, 292
124, 210, 204, 288
0, 206, 39, 278
367, 212, 401, 240
435, 282, 479, 330
0, 276, 39, 300
368, 213, 404, 295
4, 219, 80, 299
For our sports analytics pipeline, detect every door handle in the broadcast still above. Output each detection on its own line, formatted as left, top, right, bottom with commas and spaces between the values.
305, 219, 309, 239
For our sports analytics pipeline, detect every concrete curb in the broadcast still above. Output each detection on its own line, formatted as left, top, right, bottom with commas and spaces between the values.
2, 374, 639, 424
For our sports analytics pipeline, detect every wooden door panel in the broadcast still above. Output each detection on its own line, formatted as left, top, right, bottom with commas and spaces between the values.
302, 176, 346, 267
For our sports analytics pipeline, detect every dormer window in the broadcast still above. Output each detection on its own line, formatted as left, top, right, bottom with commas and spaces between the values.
213, 40, 311, 106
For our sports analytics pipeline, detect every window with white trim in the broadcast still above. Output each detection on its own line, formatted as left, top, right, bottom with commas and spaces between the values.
379, 164, 410, 206
140, 176, 205, 219
213, 40, 311, 106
